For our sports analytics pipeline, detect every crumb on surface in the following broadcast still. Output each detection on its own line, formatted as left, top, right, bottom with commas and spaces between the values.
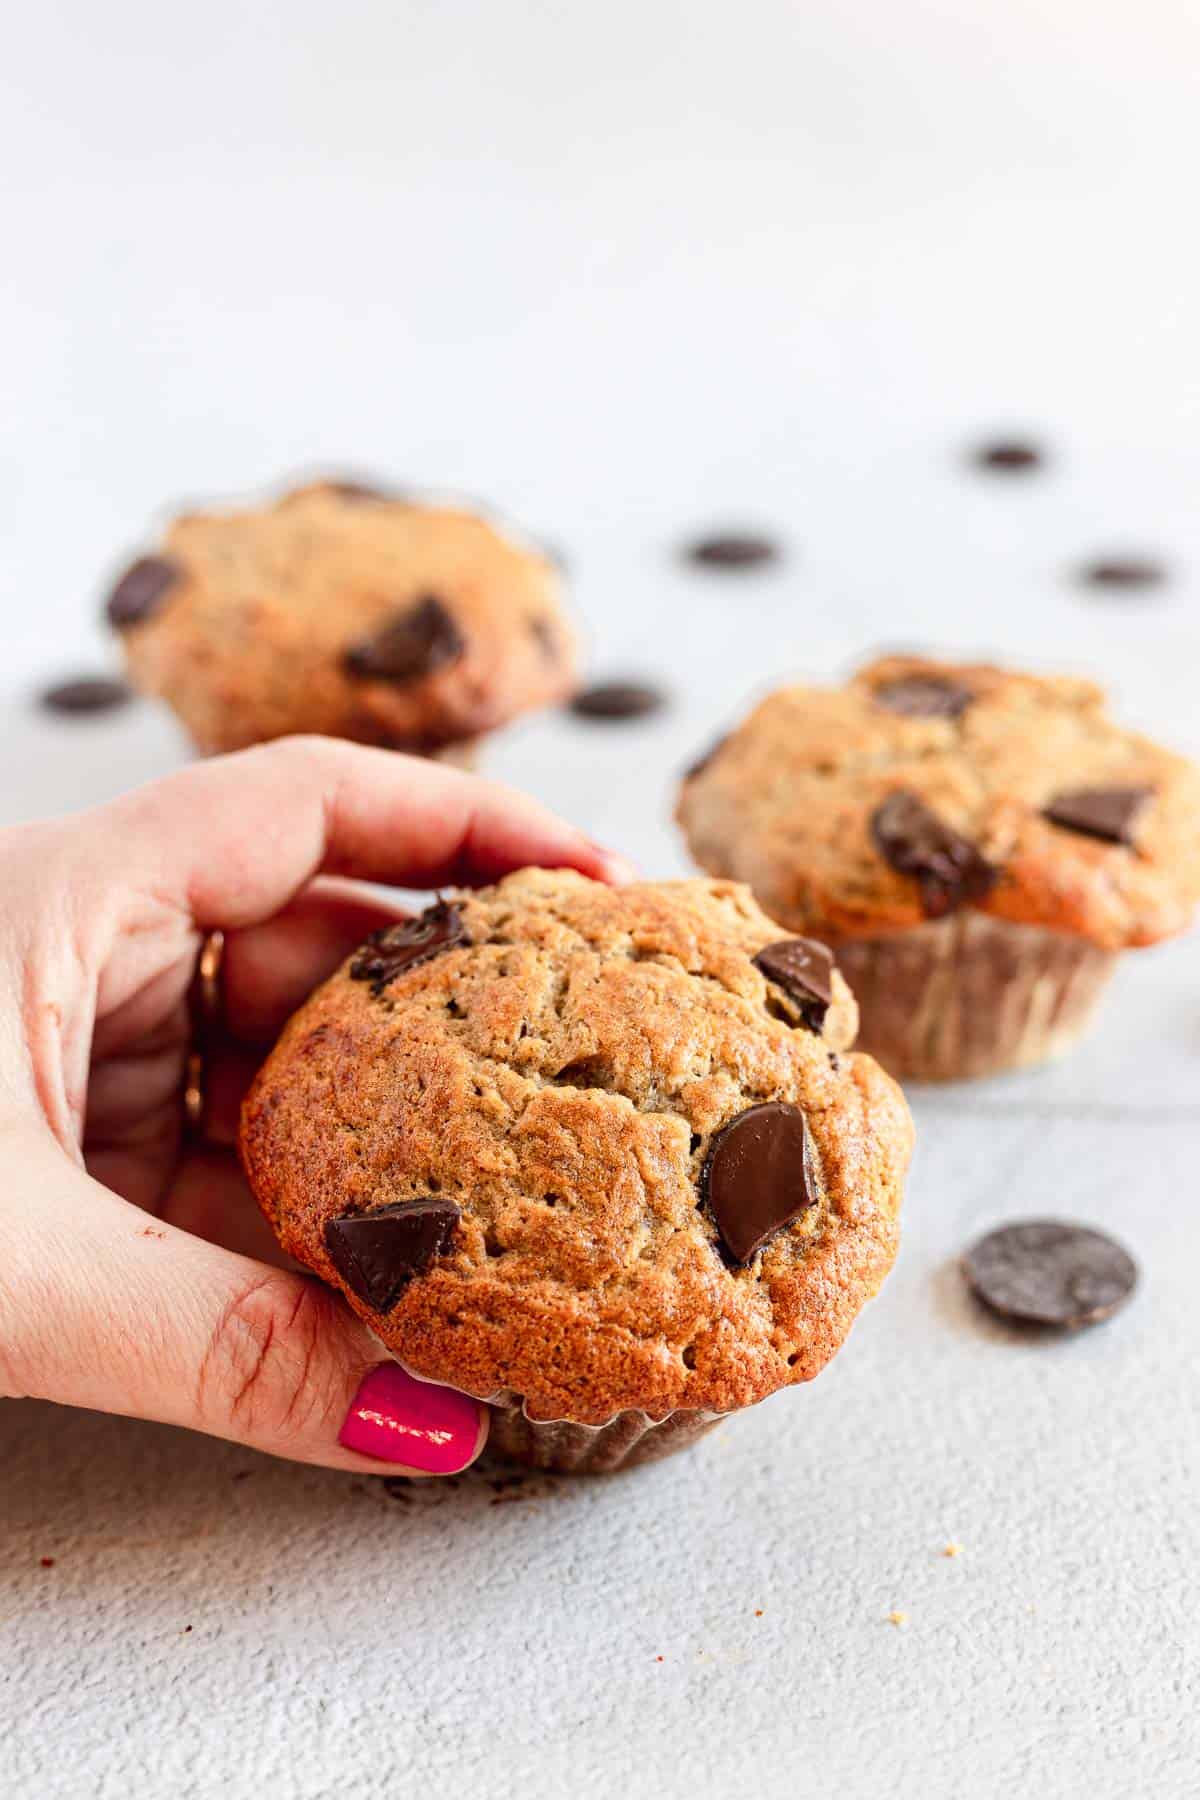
754, 1609, 764, 1617
886, 1610, 908, 1628
942, 1541, 964, 1558
39, 1557, 55, 1569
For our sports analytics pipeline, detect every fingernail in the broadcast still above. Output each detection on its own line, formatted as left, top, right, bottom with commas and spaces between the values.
588, 843, 638, 884
339, 1363, 483, 1473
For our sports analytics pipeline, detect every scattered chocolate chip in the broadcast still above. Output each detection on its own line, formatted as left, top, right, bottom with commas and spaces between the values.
973, 440, 1043, 472
753, 938, 835, 1032
529, 616, 560, 664
874, 676, 974, 720
105, 555, 182, 629
685, 533, 779, 570
569, 681, 666, 721
963, 1220, 1137, 1330
326, 1198, 462, 1312
1080, 557, 1166, 591
345, 595, 465, 684
1043, 786, 1152, 846
871, 791, 997, 919
701, 1102, 816, 1265
350, 900, 469, 995
38, 674, 133, 716
683, 732, 730, 781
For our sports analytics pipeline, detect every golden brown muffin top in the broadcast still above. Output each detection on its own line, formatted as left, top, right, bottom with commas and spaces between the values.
106, 479, 576, 754
240, 870, 911, 1425
677, 654, 1200, 950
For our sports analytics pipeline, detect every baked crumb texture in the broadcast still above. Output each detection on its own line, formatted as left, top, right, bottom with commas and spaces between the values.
677, 655, 1200, 950
240, 871, 912, 1425
109, 480, 577, 754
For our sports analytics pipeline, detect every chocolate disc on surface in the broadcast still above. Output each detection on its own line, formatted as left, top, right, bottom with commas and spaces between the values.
38, 674, 133, 716
569, 680, 666, 721
105, 555, 182, 629
1043, 786, 1152, 846
326, 1198, 462, 1312
344, 595, 465, 683
701, 1102, 816, 1265
964, 1219, 1138, 1330
685, 533, 779, 570
874, 676, 975, 720
753, 938, 835, 1032
973, 440, 1043, 472
350, 900, 469, 994
871, 791, 997, 919
1080, 558, 1166, 592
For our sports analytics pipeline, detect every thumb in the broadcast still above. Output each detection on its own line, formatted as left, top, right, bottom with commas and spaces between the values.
1, 1138, 488, 1477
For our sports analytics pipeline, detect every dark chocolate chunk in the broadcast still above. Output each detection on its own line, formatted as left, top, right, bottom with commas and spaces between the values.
1043, 786, 1152, 846
871, 791, 997, 919
38, 674, 133, 716
1080, 557, 1166, 592
973, 440, 1043, 472
350, 900, 469, 995
325, 478, 395, 502
105, 555, 182, 629
684, 732, 730, 781
701, 1102, 816, 1266
569, 680, 666, 721
326, 1198, 462, 1312
963, 1219, 1137, 1330
753, 938, 835, 1032
874, 676, 974, 720
344, 595, 465, 684
686, 533, 779, 570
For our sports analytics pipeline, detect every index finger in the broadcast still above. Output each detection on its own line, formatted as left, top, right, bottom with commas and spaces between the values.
106, 737, 634, 930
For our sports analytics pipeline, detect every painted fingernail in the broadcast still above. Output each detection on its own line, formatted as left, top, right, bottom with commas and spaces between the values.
339, 1363, 483, 1473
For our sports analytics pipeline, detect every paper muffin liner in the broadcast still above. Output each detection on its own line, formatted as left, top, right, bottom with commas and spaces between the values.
484, 1398, 727, 1474
831, 912, 1116, 1082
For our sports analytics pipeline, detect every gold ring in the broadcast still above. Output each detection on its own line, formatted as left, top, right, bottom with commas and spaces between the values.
183, 929, 226, 1136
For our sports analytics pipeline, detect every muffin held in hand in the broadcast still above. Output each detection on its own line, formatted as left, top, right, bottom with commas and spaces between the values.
677, 654, 1200, 1081
104, 478, 577, 761
240, 871, 912, 1473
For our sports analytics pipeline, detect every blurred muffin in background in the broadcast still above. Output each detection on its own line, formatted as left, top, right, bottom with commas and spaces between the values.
105, 477, 577, 764
677, 653, 1200, 1082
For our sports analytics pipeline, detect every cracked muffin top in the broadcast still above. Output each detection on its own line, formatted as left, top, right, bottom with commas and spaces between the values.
105, 478, 577, 755
239, 870, 912, 1425
677, 654, 1200, 950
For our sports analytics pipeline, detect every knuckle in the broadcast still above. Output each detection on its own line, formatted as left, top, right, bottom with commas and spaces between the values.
197, 1272, 347, 1446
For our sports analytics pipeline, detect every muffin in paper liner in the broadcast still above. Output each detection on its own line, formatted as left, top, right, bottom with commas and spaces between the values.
241, 871, 914, 1479
676, 655, 1200, 1084
831, 913, 1117, 1083
106, 477, 577, 758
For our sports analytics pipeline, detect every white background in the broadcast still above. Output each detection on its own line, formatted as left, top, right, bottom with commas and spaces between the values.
1, 4, 1198, 1796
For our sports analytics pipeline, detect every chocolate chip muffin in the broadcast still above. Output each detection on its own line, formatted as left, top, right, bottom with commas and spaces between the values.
105, 478, 577, 760
677, 654, 1200, 1081
239, 870, 912, 1472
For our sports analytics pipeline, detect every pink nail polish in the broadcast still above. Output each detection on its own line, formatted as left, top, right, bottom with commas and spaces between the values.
339, 1364, 482, 1473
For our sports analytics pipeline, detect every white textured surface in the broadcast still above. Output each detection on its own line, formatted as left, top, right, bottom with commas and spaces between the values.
2, 3, 1200, 1795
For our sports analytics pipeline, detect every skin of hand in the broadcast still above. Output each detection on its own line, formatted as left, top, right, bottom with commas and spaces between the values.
0, 736, 633, 1478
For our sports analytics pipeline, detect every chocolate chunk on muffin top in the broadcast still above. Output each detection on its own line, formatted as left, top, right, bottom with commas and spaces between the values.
105, 479, 577, 755
240, 870, 911, 1425
677, 655, 1200, 950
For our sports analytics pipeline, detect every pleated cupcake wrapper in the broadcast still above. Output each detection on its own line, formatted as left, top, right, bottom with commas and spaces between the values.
832, 912, 1116, 1083
390, 1357, 727, 1474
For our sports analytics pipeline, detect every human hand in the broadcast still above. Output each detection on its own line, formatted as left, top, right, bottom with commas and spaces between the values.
0, 738, 631, 1477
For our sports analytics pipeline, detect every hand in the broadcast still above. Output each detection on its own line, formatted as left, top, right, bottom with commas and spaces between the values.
0, 738, 631, 1477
